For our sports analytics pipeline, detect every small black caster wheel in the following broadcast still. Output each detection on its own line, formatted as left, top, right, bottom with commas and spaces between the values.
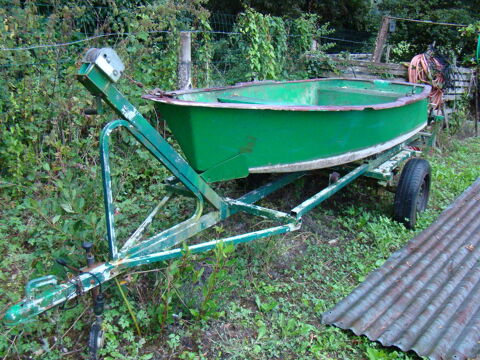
393, 158, 431, 229
88, 322, 105, 360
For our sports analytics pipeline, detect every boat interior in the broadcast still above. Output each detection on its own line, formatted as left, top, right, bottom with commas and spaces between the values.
176, 79, 425, 107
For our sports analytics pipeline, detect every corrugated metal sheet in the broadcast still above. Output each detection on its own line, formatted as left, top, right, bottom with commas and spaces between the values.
322, 178, 480, 360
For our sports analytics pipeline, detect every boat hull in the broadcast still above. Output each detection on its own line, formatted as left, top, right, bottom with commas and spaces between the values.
144, 78, 430, 181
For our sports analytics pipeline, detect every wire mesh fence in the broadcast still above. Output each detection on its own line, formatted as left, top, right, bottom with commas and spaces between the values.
0, 11, 375, 110
0, 10, 376, 85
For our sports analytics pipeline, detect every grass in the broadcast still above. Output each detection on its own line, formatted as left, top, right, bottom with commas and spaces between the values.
0, 134, 479, 359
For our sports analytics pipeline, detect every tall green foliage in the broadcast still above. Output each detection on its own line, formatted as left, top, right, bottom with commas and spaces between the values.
235, 8, 279, 80
227, 8, 334, 82
378, 0, 479, 62
0, 0, 211, 185
460, 22, 480, 65
0, 2, 336, 186
207, 0, 373, 31
192, 17, 214, 87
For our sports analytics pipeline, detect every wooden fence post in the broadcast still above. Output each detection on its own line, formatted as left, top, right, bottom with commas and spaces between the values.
178, 31, 192, 90
372, 16, 390, 63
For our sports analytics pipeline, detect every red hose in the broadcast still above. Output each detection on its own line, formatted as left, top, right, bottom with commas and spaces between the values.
408, 53, 444, 109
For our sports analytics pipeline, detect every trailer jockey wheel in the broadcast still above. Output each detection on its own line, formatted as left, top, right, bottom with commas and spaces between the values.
88, 321, 105, 360
393, 158, 431, 229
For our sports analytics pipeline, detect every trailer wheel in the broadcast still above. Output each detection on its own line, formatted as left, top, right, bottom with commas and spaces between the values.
393, 158, 431, 229
88, 322, 104, 360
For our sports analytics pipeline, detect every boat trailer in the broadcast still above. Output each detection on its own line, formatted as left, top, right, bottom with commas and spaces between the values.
3, 48, 436, 358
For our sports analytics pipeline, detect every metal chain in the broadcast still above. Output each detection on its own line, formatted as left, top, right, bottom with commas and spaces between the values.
123, 73, 145, 89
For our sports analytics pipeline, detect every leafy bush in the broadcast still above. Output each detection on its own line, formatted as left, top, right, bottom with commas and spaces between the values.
377, 0, 479, 63
220, 8, 334, 83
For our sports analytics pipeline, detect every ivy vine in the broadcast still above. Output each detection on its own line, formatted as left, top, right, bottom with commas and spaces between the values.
231, 8, 335, 82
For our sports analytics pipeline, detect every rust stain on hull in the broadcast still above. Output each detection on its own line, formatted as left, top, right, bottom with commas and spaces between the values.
322, 178, 480, 360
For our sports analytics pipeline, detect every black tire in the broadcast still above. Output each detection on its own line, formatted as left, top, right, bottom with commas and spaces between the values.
393, 158, 431, 229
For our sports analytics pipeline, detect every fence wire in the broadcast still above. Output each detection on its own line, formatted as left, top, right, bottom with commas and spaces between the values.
0, 9, 376, 124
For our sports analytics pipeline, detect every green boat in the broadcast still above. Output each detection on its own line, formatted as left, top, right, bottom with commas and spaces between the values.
144, 79, 431, 182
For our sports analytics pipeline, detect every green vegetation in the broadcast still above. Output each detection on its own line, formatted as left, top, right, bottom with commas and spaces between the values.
229, 10, 334, 81
0, 2, 331, 186
378, 0, 480, 63
1, 125, 479, 359
208, 0, 480, 62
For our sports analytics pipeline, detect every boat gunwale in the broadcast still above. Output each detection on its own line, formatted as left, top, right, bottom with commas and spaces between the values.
142, 78, 432, 112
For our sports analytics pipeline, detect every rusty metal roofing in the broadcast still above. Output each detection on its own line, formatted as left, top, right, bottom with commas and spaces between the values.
322, 178, 480, 360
